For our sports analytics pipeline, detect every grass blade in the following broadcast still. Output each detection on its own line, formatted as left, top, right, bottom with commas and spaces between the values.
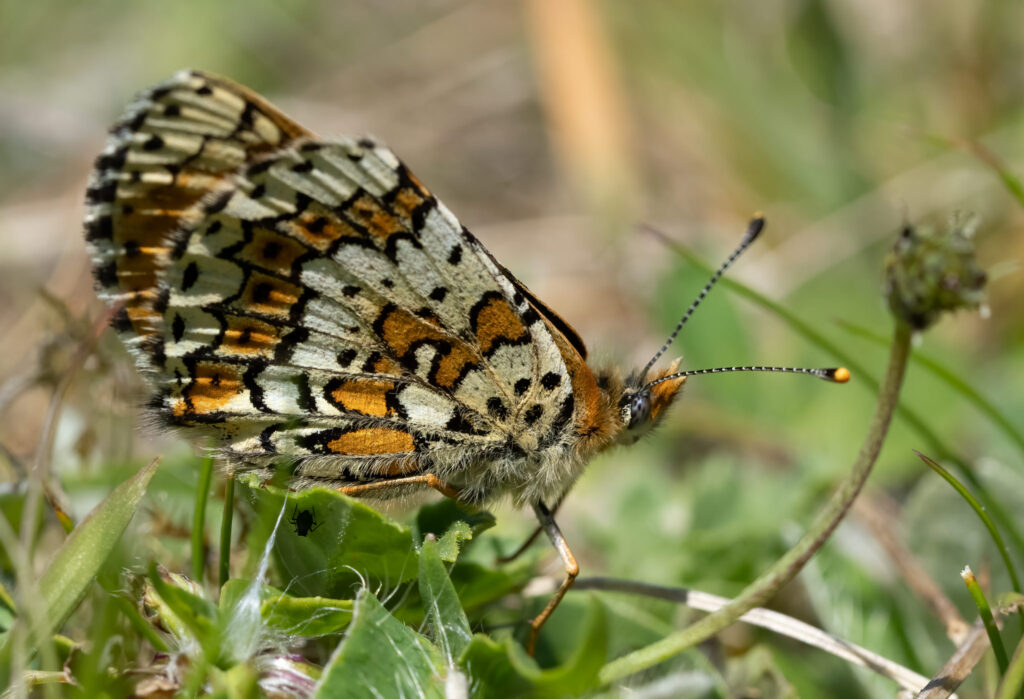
192, 455, 214, 584
916, 450, 1024, 644
962, 565, 1009, 673
219, 474, 235, 587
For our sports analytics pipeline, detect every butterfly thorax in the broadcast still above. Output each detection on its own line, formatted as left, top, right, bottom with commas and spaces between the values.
456, 362, 686, 506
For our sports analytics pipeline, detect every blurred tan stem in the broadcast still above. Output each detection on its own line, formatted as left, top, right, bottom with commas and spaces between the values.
523, 0, 636, 231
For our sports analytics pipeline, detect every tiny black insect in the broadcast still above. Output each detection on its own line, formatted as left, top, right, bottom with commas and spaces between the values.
289, 506, 321, 537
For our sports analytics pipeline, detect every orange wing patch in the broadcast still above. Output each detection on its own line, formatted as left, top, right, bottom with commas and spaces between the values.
365, 353, 405, 376
547, 319, 604, 440
391, 185, 429, 223
236, 226, 308, 276
220, 316, 284, 357
325, 378, 398, 417
326, 427, 414, 455
375, 304, 477, 389
285, 202, 355, 251
237, 272, 302, 318
175, 362, 245, 416
470, 292, 528, 355
348, 193, 405, 244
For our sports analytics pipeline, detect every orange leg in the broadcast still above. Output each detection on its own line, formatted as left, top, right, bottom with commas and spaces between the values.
496, 493, 567, 564
338, 473, 461, 500
527, 501, 579, 657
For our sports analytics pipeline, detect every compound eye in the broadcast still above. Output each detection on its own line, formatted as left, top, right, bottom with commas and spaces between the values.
624, 390, 651, 429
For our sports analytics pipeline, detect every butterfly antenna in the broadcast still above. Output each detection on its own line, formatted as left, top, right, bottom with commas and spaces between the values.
641, 215, 765, 378
645, 365, 850, 389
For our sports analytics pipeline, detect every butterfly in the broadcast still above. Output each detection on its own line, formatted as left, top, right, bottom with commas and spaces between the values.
84, 69, 847, 654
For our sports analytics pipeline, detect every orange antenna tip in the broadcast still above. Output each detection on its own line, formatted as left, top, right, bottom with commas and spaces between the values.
829, 367, 851, 383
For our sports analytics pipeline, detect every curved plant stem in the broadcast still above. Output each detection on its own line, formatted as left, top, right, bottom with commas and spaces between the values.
839, 319, 1024, 558
841, 320, 1024, 457
598, 321, 913, 684
650, 230, 1024, 563
219, 474, 235, 587
192, 456, 214, 584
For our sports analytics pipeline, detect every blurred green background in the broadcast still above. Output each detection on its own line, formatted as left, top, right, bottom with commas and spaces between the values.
2, 0, 1023, 696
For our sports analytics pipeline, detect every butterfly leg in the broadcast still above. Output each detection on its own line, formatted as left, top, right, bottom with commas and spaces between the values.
337, 473, 461, 500
496, 493, 567, 564
527, 500, 578, 656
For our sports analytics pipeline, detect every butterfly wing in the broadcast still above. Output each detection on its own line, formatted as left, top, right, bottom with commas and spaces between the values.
85, 70, 312, 363
85, 71, 604, 502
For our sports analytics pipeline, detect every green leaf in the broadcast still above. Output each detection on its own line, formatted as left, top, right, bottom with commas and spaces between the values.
392, 559, 533, 627
418, 536, 472, 660
36, 457, 159, 637
220, 578, 354, 638
414, 498, 496, 561
238, 473, 417, 598
263, 593, 355, 637
314, 590, 445, 698
455, 636, 536, 698
458, 595, 608, 698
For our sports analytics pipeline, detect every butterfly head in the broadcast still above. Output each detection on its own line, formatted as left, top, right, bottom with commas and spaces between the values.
612, 216, 850, 446
617, 359, 686, 444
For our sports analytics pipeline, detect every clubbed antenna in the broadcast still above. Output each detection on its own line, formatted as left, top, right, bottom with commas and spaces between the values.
641, 215, 765, 378
645, 365, 850, 391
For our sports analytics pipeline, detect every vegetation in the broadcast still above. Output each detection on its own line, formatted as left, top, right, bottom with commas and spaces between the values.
2, 1, 1024, 696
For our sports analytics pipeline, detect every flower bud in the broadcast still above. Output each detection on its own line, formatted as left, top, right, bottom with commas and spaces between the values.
883, 215, 987, 330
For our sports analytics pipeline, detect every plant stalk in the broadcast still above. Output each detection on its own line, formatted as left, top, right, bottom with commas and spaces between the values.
599, 320, 913, 684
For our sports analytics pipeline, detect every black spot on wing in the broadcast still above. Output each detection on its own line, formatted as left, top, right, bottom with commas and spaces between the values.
524, 404, 544, 425
112, 308, 132, 333
295, 373, 316, 413
247, 159, 275, 176
181, 261, 200, 291
337, 349, 357, 368
539, 394, 575, 449
172, 314, 185, 342
96, 260, 118, 287
142, 134, 165, 151
486, 397, 508, 420
447, 244, 462, 265
85, 215, 113, 242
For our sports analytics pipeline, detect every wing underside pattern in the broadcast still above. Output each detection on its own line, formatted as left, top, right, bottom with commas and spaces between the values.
84, 70, 593, 494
